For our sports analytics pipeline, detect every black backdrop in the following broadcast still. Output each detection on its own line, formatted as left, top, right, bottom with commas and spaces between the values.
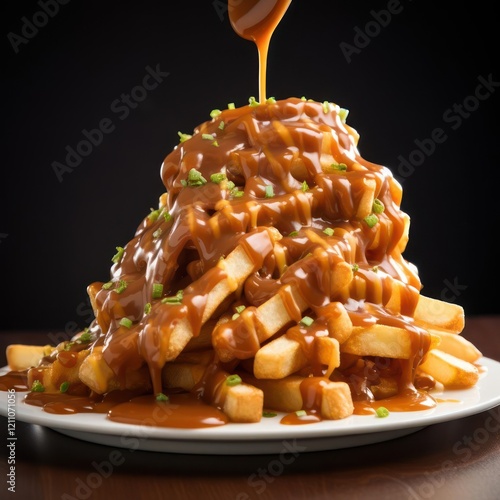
1, 0, 499, 334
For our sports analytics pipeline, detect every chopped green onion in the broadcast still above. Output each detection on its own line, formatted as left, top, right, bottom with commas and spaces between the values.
153, 228, 162, 239
323, 227, 334, 236
300, 316, 314, 327
232, 313, 240, 320
372, 198, 385, 214
371, 266, 379, 273
156, 393, 169, 402
300, 96, 307, 101
266, 97, 276, 104
31, 380, 45, 393
263, 411, 277, 418
248, 96, 259, 107
322, 101, 330, 113
231, 187, 244, 198
115, 280, 128, 294
148, 209, 160, 222
212, 140, 219, 147
144, 302, 152, 314
152, 283, 164, 299
102, 281, 114, 290
295, 410, 307, 417
78, 330, 92, 343
120, 317, 132, 328
210, 109, 221, 118
202, 133, 215, 141
301, 180, 309, 192
226, 374, 242, 387
288, 231, 298, 237
364, 214, 379, 228
352, 263, 359, 272
178, 131, 192, 142
60, 381, 69, 393
111, 246, 124, 264
235, 305, 246, 314
339, 108, 349, 123
162, 290, 183, 304
331, 162, 347, 172
376, 407, 390, 418
264, 185, 274, 198
228, 102, 235, 109
163, 212, 172, 222
185, 168, 207, 187
64, 342, 74, 351
218, 121, 225, 130
210, 172, 227, 184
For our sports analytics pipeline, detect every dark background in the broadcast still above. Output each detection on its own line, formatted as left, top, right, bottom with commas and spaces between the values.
1, 0, 498, 335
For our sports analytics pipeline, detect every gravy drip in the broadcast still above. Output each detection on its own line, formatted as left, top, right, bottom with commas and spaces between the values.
228, 0, 292, 102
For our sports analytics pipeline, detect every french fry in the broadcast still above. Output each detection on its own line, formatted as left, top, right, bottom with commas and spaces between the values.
253, 335, 340, 379
6, 344, 52, 371
212, 259, 353, 362
244, 374, 353, 420
418, 349, 479, 389
341, 324, 440, 359
414, 295, 465, 333
428, 329, 482, 363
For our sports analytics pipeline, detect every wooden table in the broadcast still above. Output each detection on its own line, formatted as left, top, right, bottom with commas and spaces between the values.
1, 317, 499, 500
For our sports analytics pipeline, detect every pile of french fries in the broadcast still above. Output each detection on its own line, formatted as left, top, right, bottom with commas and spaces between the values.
5, 98, 483, 424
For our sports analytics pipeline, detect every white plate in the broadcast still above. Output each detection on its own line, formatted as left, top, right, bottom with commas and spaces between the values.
1, 358, 500, 455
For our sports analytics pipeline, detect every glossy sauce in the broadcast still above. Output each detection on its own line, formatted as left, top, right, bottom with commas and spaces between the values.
229, 0, 292, 102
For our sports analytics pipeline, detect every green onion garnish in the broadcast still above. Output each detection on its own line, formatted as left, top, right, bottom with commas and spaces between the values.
322, 101, 330, 113
264, 185, 274, 198
115, 280, 128, 294
352, 264, 359, 272
288, 231, 298, 237
210, 109, 221, 118
156, 393, 169, 402
60, 381, 69, 393
178, 131, 192, 142
210, 172, 227, 184
339, 108, 349, 123
119, 317, 132, 328
263, 411, 277, 418
218, 121, 225, 130
102, 281, 113, 290
300, 316, 314, 327
301, 180, 309, 192
148, 209, 160, 222
235, 305, 246, 314
152, 283, 164, 299
226, 374, 242, 387
331, 162, 347, 172
185, 168, 207, 187
153, 228, 162, 239
295, 410, 307, 417
248, 96, 259, 107
323, 227, 334, 236
144, 302, 152, 314
202, 133, 215, 141
163, 212, 172, 222
228, 102, 235, 109
31, 381, 45, 393
376, 407, 390, 418
364, 214, 379, 228
78, 330, 92, 343
111, 246, 124, 264
372, 199, 385, 214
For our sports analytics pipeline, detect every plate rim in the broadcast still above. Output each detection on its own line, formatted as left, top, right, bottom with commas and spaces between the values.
1, 357, 500, 449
